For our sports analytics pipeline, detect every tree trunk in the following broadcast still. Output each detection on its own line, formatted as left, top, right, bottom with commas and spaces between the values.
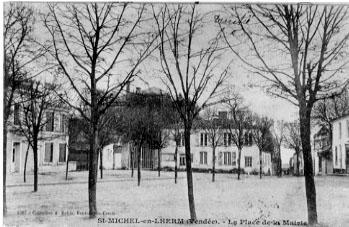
174, 143, 178, 184
130, 145, 134, 178
212, 146, 216, 182
24, 145, 30, 183
275, 147, 282, 177
33, 139, 38, 192
278, 157, 282, 177
3, 124, 7, 216
100, 149, 103, 179
184, 125, 196, 220
259, 149, 262, 179
65, 149, 69, 180
137, 143, 142, 186
237, 148, 242, 180
88, 124, 98, 218
296, 149, 300, 176
299, 107, 318, 225
113, 151, 115, 170
158, 149, 161, 177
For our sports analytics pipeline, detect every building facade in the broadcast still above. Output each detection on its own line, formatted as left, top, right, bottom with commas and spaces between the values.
332, 114, 349, 174
161, 129, 272, 175
289, 151, 304, 175
313, 126, 333, 175
7, 104, 69, 174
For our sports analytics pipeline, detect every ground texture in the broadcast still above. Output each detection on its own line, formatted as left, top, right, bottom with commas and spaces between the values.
4, 170, 349, 227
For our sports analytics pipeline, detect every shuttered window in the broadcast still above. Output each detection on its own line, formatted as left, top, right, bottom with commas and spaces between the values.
200, 151, 207, 164
200, 133, 208, 146
245, 156, 252, 167
223, 152, 231, 165
180, 155, 185, 166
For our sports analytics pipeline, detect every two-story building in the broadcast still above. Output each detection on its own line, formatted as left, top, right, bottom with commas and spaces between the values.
332, 114, 349, 174
161, 128, 272, 175
6, 103, 69, 174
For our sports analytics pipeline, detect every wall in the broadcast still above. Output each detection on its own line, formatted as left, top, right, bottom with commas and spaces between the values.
7, 132, 68, 174
332, 115, 349, 172
6, 106, 69, 174
161, 129, 272, 174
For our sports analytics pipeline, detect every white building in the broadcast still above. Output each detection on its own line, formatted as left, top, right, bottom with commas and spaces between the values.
161, 129, 272, 175
332, 114, 349, 174
312, 126, 333, 175
7, 104, 69, 174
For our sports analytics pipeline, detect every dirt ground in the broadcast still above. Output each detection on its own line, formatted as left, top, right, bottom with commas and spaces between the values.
3, 170, 349, 227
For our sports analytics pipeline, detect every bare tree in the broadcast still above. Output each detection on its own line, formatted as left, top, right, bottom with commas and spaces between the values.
220, 5, 349, 224
167, 111, 183, 184
149, 94, 174, 178
225, 92, 252, 180
166, 107, 183, 183
251, 114, 273, 179
3, 3, 47, 215
117, 91, 169, 186
172, 125, 181, 184
153, 4, 229, 220
15, 80, 60, 192
312, 88, 349, 144
271, 120, 285, 177
200, 107, 223, 182
97, 107, 121, 179
65, 115, 77, 181
285, 121, 302, 176
44, 3, 160, 217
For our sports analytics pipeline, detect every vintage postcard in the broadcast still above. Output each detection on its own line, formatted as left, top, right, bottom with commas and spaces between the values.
2, 1, 349, 226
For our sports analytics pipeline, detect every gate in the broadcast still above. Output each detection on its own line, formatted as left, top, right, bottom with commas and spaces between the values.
132, 145, 154, 170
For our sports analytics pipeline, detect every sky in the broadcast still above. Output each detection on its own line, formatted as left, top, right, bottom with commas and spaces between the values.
132, 3, 300, 122
9, 2, 333, 123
